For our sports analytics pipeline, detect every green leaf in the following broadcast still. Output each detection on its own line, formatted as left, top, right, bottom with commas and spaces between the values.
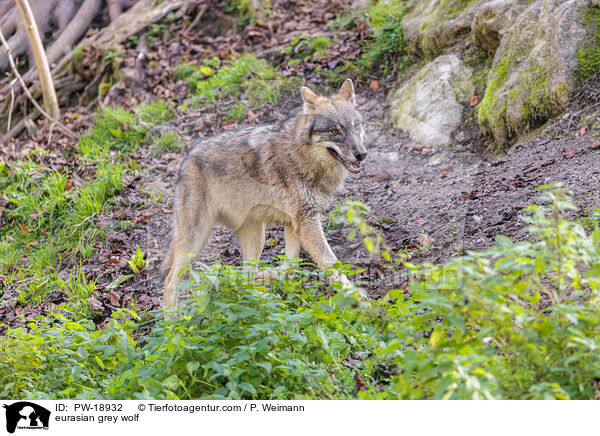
239, 382, 256, 395
186, 361, 200, 376
447, 314, 466, 333
107, 274, 134, 289
94, 355, 105, 369
256, 361, 272, 374
109, 128, 123, 138
77, 347, 89, 360
429, 329, 444, 347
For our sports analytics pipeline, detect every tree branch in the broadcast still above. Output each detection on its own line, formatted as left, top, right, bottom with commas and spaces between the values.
13, 0, 59, 119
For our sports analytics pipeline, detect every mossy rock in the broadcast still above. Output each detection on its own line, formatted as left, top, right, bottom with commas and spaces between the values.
401, 0, 482, 58
477, 0, 592, 149
471, 0, 530, 53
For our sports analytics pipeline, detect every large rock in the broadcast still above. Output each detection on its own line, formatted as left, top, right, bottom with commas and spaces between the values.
471, 0, 530, 53
477, 0, 593, 147
401, 0, 481, 58
389, 55, 473, 146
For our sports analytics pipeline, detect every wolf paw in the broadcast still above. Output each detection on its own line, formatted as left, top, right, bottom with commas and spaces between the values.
329, 271, 351, 288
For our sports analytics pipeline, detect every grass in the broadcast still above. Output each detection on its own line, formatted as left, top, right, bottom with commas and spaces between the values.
152, 132, 183, 156
177, 54, 300, 111
138, 100, 175, 126
322, 0, 409, 85
357, 0, 409, 75
0, 106, 150, 309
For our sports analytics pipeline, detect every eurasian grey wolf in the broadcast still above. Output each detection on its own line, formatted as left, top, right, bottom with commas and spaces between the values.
161, 78, 367, 307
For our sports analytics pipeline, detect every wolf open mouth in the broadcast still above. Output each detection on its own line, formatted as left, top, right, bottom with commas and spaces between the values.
327, 147, 363, 173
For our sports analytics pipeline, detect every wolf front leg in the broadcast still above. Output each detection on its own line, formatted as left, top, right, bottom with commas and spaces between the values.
296, 217, 350, 287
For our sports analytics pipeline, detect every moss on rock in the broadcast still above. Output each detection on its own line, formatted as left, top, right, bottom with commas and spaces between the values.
576, 5, 600, 83
477, 0, 591, 149
401, 0, 480, 58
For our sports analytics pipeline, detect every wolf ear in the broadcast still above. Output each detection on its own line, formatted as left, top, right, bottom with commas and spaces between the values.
338, 78, 355, 105
301, 86, 318, 113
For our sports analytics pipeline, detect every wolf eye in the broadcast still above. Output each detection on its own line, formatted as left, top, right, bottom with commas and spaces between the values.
330, 128, 339, 135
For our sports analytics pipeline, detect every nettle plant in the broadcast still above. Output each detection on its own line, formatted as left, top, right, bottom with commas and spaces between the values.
374, 187, 600, 399
1, 187, 599, 399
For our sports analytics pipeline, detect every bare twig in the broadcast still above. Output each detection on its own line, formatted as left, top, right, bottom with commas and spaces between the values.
14, 0, 60, 119
7, 75, 14, 132
0, 25, 76, 138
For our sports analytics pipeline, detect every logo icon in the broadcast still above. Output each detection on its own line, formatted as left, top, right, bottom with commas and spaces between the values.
2, 402, 50, 434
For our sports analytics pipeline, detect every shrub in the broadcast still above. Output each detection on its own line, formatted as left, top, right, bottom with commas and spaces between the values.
2, 188, 599, 400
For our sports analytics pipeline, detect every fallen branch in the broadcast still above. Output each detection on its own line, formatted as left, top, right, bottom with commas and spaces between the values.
44, 0, 103, 68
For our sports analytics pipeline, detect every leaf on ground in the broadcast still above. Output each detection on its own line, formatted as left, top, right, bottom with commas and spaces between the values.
470, 92, 479, 107
106, 274, 134, 289
108, 290, 121, 306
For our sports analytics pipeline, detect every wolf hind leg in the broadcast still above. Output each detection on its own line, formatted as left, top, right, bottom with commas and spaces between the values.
163, 223, 214, 308
237, 221, 266, 263
237, 221, 274, 282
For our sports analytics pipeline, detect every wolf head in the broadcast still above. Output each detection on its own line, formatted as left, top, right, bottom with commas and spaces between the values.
301, 79, 367, 174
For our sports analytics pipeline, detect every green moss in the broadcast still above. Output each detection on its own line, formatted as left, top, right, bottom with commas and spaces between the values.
465, 47, 493, 97
576, 6, 600, 83
477, 54, 509, 129
438, 0, 478, 19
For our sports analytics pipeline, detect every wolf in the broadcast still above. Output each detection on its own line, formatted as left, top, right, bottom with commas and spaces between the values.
161, 78, 367, 307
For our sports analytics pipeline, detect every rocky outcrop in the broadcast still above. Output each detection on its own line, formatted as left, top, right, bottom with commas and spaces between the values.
389, 55, 473, 146
471, 0, 530, 53
401, 0, 480, 58
477, 0, 592, 147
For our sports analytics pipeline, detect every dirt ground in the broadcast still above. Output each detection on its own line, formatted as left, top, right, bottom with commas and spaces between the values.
1, 1, 599, 328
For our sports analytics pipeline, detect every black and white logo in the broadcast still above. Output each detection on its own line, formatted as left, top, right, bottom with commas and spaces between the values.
2, 402, 50, 434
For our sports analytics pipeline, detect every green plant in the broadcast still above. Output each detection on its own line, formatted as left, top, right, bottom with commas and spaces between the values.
60, 266, 97, 319
225, 101, 246, 121
177, 55, 299, 109
223, 0, 257, 28
369, 186, 600, 399
128, 246, 147, 274
358, 0, 409, 75
0, 105, 143, 310
138, 100, 175, 126
83, 106, 150, 155
580, 207, 600, 231
152, 132, 182, 156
